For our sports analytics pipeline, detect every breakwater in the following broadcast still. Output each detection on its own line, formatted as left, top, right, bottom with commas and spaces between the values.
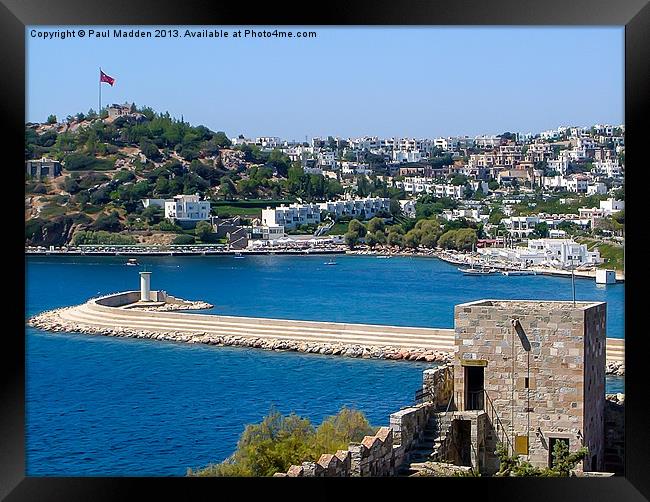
27, 292, 455, 364
27, 290, 624, 372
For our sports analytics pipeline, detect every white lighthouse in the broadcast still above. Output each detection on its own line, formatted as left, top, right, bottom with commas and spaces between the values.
139, 271, 152, 301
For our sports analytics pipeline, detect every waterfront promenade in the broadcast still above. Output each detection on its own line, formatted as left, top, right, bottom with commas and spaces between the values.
26, 245, 624, 282
28, 290, 625, 368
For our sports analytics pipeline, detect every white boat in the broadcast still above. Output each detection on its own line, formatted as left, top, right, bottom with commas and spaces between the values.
324, 260, 337, 265
458, 267, 495, 275
502, 270, 537, 276
125, 258, 139, 266
376, 255, 392, 259
234, 252, 245, 259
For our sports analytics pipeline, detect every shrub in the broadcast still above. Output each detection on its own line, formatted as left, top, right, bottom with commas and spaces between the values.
172, 234, 195, 245
495, 442, 589, 477
71, 230, 136, 246
31, 183, 48, 194
157, 219, 184, 232
195, 220, 214, 241
64, 153, 115, 171
188, 407, 374, 477
92, 211, 123, 232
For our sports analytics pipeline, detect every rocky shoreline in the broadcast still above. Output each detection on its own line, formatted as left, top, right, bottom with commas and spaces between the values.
26, 307, 453, 364
605, 360, 625, 376
128, 300, 214, 312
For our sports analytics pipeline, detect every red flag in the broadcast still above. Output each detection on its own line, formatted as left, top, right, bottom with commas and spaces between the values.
100, 70, 115, 86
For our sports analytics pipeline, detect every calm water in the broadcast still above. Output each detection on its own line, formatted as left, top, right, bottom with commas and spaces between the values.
25, 255, 625, 475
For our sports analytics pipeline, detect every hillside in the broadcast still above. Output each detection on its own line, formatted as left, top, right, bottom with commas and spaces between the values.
24, 106, 346, 246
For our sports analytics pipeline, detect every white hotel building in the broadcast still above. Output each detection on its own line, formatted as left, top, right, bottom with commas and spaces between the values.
142, 194, 211, 224
164, 194, 211, 223
318, 197, 391, 220
478, 238, 601, 268
261, 203, 322, 230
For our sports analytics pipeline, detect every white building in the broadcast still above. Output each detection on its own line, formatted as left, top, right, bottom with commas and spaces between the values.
593, 159, 621, 178
318, 150, 337, 169
141, 198, 167, 209
599, 198, 624, 214
246, 224, 285, 240
526, 238, 601, 267
319, 197, 391, 220
392, 150, 422, 163
256, 136, 281, 149
441, 208, 487, 224
587, 183, 607, 195
399, 199, 416, 218
261, 203, 321, 230
164, 194, 211, 223
474, 135, 501, 149
478, 238, 600, 268
501, 216, 540, 239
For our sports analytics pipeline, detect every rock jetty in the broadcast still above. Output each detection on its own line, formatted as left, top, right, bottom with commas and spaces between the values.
128, 300, 213, 312
27, 307, 453, 364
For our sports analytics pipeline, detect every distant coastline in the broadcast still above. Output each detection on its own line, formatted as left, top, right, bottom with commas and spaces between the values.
26, 245, 624, 282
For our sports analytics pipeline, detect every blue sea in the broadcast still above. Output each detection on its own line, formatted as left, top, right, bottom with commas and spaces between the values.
25, 255, 625, 475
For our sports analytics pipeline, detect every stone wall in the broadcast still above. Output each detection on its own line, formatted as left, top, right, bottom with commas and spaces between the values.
94, 291, 141, 307
422, 364, 454, 409
604, 394, 624, 475
583, 303, 606, 471
274, 403, 435, 477
452, 299, 606, 471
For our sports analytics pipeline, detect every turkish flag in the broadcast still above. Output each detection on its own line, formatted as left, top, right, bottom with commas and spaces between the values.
100, 70, 115, 86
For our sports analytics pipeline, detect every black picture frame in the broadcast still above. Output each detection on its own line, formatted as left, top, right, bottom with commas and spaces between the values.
4, 0, 648, 500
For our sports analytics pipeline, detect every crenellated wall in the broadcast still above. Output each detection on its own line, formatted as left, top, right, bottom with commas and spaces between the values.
422, 364, 454, 409
274, 403, 436, 477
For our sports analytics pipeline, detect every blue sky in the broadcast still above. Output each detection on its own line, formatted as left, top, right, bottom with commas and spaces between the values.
26, 27, 623, 140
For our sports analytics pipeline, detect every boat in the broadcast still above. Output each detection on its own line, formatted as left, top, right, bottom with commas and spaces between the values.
502, 270, 537, 276
125, 258, 139, 266
376, 255, 392, 259
234, 252, 245, 259
458, 267, 495, 275
458, 258, 495, 275
324, 259, 337, 265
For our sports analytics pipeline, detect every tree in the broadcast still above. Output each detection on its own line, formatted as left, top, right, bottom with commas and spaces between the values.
141, 205, 163, 225
195, 221, 213, 241
532, 222, 549, 238
367, 217, 385, 234
189, 407, 374, 477
356, 176, 371, 197
172, 234, 196, 245
373, 231, 386, 246
437, 230, 457, 250
348, 219, 367, 237
219, 177, 237, 200
387, 229, 404, 247
344, 231, 359, 249
404, 229, 420, 249
454, 228, 478, 251
140, 139, 161, 161
365, 232, 378, 248
213, 131, 231, 148
47, 114, 57, 124
489, 209, 505, 225
92, 211, 123, 232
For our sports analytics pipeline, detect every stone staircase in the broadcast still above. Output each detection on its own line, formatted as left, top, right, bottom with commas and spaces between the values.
398, 411, 455, 476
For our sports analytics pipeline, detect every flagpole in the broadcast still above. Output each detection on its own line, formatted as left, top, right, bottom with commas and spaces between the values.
99, 67, 102, 116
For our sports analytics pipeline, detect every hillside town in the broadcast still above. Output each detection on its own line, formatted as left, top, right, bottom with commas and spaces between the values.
25, 103, 624, 276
